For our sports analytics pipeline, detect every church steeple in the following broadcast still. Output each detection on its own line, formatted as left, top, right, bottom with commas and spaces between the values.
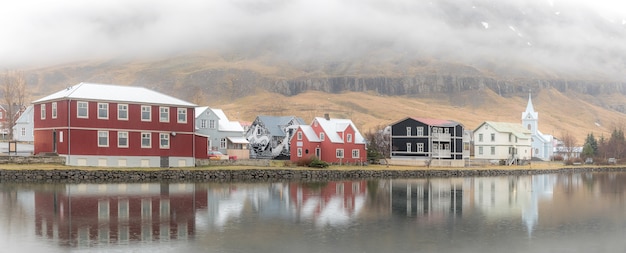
522, 92, 538, 134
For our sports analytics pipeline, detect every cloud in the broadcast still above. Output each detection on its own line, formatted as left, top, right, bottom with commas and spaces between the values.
1, 0, 625, 80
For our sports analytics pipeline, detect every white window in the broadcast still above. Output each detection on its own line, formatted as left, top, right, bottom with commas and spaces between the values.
444, 144, 450, 150
406, 143, 411, 152
98, 103, 108, 119
209, 120, 216, 129
417, 143, 424, 152
479, 147, 483, 155
77, 101, 88, 118
297, 148, 303, 157
416, 127, 423, 136
141, 106, 151, 121
444, 128, 449, 134
160, 133, 169, 149
200, 119, 207, 128
160, 107, 169, 122
98, 131, 109, 147
220, 138, 227, 149
297, 131, 302, 140
320, 132, 325, 141
491, 133, 495, 142
478, 133, 483, 142
406, 127, 411, 136
118, 132, 128, 148
20, 127, 25, 136
352, 149, 359, 158
347, 134, 352, 143
141, 133, 151, 148
52, 102, 57, 119
491, 146, 495, 155
40, 104, 46, 119
336, 149, 344, 158
177, 108, 187, 123
118, 104, 128, 120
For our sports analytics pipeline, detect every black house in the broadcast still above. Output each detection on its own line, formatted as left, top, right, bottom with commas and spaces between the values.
390, 117, 466, 161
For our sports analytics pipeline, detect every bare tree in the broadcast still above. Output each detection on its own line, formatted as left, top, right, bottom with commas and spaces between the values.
2, 70, 27, 140
363, 125, 390, 163
560, 131, 578, 161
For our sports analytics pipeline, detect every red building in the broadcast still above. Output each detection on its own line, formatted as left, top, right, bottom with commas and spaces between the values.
290, 115, 367, 164
32, 82, 197, 167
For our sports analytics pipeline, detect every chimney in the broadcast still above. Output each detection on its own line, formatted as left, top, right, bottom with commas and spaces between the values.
324, 113, 330, 120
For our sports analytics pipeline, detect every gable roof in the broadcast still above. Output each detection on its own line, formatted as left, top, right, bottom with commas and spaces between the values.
314, 117, 366, 144
476, 121, 531, 138
256, 115, 306, 137
195, 107, 244, 132
391, 117, 461, 127
298, 125, 321, 142
32, 82, 196, 107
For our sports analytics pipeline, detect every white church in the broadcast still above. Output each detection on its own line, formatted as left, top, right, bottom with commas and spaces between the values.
521, 93, 554, 161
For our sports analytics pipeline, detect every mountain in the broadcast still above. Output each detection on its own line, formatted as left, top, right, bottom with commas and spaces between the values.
16, 0, 626, 143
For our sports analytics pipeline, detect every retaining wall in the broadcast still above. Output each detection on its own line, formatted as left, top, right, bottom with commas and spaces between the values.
1, 167, 626, 183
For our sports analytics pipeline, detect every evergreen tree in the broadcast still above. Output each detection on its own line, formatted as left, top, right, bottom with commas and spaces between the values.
582, 133, 598, 157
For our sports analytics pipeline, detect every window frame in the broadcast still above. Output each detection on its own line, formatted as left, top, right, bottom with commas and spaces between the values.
336, 148, 344, 158
77, 101, 88, 118
118, 131, 129, 148
297, 148, 303, 157
160, 133, 170, 149
141, 132, 151, 148
490, 146, 496, 155
98, 103, 109, 119
117, 104, 128, 120
209, 119, 216, 129
297, 131, 302, 140
51, 102, 57, 119
200, 119, 207, 128
141, 106, 151, 122
159, 106, 169, 123
177, 108, 187, 123
417, 143, 424, 152
40, 104, 46, 120
352, 149, 359, 158
220, 138, 227, 149
406, 127, 411, 136
346, 133, 352, 143
98, 131, 109, 147
406, 142, 411, 152
320, 132, 325, 141
416, 127, 423, 136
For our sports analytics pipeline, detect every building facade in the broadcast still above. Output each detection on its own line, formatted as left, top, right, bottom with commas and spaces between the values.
32, 82, 197, 167
246, 115, 305, 159
12, 105, 34, 142
473, 121, 532, 164
195, 107, 249, 159
389, 117, 469, 167
290, 116, 367, 164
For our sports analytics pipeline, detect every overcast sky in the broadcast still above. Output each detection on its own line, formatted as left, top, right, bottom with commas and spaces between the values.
1, 0, 625, 79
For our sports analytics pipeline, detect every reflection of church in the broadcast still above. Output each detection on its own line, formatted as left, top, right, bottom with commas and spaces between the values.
522, 93, 554, 161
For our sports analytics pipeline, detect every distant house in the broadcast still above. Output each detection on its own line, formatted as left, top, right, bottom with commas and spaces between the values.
195, 107, 249, 159
246, 115, 305, 159
389, 117, 469, 167
12, 105, 34, 142
32, 82, 197, 167
290, 115, 367, 164
473, 121, 532, 164
0, 104, 26, 138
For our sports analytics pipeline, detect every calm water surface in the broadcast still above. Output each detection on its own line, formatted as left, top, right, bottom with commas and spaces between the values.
2, 172, 626, 253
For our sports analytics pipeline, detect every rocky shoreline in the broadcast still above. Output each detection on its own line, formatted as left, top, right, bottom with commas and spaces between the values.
2, 167, 626, 183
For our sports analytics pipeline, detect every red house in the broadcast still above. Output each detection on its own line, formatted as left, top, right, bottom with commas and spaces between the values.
290, 115, 367, 164
32, 82, 197, 167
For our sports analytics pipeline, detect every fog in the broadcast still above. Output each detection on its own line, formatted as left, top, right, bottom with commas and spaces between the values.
1, 0, 625, 79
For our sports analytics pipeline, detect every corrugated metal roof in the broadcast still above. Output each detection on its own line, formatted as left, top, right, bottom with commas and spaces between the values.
299, 125, 321, 142
410, 117, 460, 127
227, 136, 250, 144
257, 115, 305, 137
477, 121, 531, 138
33, 82, 196, 107
314, 117, 366, 144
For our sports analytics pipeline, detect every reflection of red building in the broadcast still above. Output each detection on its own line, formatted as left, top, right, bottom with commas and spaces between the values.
289, 181, 367, 225
34, 184, 207, 247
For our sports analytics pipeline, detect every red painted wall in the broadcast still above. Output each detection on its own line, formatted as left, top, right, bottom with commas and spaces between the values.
290, 124, 367, 164
34, 99, 196, 157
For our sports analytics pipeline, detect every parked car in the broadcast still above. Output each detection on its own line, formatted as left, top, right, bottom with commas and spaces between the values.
208, 151, 229, 160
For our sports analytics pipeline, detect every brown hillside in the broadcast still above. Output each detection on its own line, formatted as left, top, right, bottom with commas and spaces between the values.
217, 88, 619, 145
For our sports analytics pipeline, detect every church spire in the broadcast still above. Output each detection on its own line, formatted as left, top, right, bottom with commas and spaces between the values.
522, 91, 538, 120
525, 92, 535, 113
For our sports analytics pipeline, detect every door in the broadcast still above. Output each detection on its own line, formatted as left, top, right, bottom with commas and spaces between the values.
315, 148, 321, 159
52, 130, 57, 153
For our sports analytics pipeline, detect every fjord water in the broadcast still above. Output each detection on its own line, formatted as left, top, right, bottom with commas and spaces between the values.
2, 173, 626, 253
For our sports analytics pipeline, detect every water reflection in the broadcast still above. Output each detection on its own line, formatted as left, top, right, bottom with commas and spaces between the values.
3, 172, 626, 252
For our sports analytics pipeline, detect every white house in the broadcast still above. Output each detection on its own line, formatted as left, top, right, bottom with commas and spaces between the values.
195, 106, 249, 159
522, 93, 554, 161
12, 105, 34, 142
474, 121, 532, 164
